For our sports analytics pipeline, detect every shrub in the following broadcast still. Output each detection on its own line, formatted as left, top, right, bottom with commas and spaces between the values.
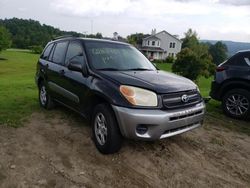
172, 48, 215, 82
164, 56, 175, 64
30, 45, 43, 54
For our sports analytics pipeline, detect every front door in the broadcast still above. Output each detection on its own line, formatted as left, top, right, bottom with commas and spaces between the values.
62, 41, 89, 112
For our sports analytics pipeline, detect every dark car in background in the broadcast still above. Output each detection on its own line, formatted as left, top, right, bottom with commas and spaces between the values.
36, 36, 205, 154
210, 50, 250, 120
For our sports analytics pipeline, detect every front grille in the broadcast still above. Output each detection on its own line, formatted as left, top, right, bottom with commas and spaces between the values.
162, 90, 202, 109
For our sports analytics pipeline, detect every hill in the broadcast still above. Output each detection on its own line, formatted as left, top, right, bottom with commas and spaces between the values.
201, 40, 250, 57
0, 18, 87, 49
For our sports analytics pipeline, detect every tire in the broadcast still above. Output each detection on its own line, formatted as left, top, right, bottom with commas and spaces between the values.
222, 89, 250, 120
92, 103, 122, 154
38, 82, 55, 110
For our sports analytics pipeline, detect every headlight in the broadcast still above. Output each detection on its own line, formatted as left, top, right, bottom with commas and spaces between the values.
120, 85, 158, 107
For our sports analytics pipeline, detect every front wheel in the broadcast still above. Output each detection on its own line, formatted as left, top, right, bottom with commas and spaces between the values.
222, 89, 250, 120
92, 103, 122, 154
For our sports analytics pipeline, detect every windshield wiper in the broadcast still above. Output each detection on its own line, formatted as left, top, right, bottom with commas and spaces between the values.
97, 68, 120, 71
125, 68, 154, 71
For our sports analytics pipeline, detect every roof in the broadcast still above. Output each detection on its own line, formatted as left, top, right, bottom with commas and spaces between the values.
140, 46, 164, 52
143, 30, 182, 42
51, 36, 130, 46
144, 36, 160, 40
237, 49, 250, 53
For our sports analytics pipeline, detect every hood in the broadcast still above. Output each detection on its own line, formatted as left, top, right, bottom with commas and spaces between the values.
99, 70, 197, 94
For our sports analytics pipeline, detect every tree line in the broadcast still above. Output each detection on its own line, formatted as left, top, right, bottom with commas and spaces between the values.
0, 18, 103, 52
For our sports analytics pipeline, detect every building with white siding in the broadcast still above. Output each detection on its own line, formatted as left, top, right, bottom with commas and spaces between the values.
140, 30, 182, 60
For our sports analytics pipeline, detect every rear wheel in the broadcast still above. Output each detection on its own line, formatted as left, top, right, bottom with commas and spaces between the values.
39, 82, 54, 110
92, 103, 122, 154
222, 89, 250, 120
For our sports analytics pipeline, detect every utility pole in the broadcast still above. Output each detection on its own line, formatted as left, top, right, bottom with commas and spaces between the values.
91, 19, 93, 34
83, 31, 87, 38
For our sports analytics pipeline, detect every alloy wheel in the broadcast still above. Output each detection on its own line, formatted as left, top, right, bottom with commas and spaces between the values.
94, 113, 108, 146
226, 94, 249, 116
40, 86, 47, 106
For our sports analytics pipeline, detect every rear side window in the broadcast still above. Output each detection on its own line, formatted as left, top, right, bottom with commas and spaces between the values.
41, 43, 53, 60
227, 52, 250, 67
52, 41, 68, 65
244, 53, 250, 66
65, 42, 84, 65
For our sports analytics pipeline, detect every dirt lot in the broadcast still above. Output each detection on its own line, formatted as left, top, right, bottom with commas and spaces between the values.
0, 108, 250, 188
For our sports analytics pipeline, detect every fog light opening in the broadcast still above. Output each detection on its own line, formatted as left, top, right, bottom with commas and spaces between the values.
136, 124, 148, 135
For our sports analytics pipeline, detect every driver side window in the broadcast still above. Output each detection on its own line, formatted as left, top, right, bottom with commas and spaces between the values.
65, 42, 84, 65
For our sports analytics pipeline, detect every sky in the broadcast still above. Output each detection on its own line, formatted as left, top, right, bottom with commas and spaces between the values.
0, 0, 249, 42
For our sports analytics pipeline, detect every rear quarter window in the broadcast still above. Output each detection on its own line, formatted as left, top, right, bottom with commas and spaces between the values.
41, 43, 54, 60
227, 52, 250, 67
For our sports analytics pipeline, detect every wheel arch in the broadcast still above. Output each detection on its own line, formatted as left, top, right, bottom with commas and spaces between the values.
219, 79, 250, 99
37, 77, 44, 88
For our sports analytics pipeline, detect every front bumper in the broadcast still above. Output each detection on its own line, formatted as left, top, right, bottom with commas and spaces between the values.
112, 102, 205, 140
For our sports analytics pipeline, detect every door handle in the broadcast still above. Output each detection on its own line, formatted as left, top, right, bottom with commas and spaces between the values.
59, 69, 65, 76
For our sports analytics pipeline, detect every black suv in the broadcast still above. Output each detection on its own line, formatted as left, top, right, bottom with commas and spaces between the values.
36, 37, 205, 154
210, 50, 250, 120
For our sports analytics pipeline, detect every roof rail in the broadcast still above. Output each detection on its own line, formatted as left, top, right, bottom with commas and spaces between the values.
52, 35, 75, 40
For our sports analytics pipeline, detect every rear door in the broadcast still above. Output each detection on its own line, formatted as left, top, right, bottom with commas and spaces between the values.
46, 40, 70, 103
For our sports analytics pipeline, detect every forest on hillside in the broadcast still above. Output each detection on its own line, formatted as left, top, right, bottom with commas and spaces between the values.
0, 18, 102, 49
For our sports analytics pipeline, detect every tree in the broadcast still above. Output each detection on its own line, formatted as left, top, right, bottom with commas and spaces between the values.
0, 26, 11, 52
181, 28, 199, 49
209, 41, 228, 65
127, 33, 150, 47
0, 18, 86, 49
173, 29, 216, 81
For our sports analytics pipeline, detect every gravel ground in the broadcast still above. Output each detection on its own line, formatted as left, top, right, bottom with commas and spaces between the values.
0, 109, 250, 188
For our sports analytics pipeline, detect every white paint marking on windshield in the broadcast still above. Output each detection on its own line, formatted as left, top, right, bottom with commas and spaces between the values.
244, 58, 250, 66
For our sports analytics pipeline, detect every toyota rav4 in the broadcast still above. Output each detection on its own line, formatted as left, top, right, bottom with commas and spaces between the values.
35, 37, 205, 154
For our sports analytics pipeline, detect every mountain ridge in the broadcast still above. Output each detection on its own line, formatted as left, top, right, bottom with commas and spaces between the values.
201, 40, 250, 57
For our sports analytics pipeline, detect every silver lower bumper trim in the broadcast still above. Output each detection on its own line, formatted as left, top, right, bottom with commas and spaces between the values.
112, 102, 205, 140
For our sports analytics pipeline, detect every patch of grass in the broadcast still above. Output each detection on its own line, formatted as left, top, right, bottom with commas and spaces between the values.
155, 62, 172, 72
0, 50, 39, 127
210, 137, 225, 146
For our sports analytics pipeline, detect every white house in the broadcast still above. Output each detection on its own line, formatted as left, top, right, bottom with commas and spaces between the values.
140, 29, 182, 60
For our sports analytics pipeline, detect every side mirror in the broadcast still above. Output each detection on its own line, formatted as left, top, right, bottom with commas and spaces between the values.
68, 61, 88, 77
68, 61, 83, 72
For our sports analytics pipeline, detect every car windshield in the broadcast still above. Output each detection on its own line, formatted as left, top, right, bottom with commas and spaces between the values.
84, 41, 156, 71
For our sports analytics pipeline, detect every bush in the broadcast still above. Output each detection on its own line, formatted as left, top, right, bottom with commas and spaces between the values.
164, 56, 175, 64
172, 48, 215, 82
30, 45, 43, 54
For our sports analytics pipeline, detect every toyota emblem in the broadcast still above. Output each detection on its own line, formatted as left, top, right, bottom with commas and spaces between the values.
181, 94, 189, 103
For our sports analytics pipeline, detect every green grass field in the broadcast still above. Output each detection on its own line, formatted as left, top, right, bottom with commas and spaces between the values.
0, 50, 39, 127
0, 50, 221, 127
